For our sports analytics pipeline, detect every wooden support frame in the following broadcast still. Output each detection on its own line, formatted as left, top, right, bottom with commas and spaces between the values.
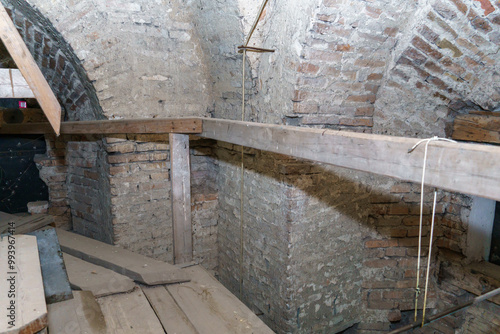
3, 116, 500, 201
170, 133, 193, 264
0, 118, 202, 135
0, 3, 61, 135
198, 118, 500, 202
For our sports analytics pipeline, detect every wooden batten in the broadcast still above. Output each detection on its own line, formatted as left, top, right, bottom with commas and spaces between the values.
0, 118, 202, 135
170, 133, 193, 264
0, 3, 61, 135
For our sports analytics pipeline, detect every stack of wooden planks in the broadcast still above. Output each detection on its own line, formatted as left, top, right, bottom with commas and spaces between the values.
0, 235, 48, 333
47, 229, 274, 334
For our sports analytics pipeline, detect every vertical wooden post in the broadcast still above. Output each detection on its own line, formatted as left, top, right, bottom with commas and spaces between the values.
169, 133, 193, 264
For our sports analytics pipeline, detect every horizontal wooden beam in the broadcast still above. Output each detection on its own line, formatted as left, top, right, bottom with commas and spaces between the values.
199, 118, 500, 201
452, 113, 500, 144
0, 118, 202, 134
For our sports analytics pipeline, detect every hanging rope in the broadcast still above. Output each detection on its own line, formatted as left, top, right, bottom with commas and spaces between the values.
408, 136, 456, 323
238, 0, 274, 298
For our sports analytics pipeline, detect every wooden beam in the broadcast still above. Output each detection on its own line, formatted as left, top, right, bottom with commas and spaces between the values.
0, 4, 61, 135
199, 118, 500, 202
63, 253, 135, 298
170, 133, 193, 264
452, 113, 500, 144
0, 235, 47, 333
0, 68, 35, 98
0, 118, 202, 134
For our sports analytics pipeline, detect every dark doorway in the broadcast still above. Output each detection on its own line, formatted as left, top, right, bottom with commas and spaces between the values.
0, 134, 48, 213
490, 202, 500, 266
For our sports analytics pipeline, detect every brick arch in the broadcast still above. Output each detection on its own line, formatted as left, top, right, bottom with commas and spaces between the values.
3, 0, 103, 121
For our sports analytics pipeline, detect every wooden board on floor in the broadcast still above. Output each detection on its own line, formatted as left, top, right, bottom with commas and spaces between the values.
166, 265, 274, 334
0, 213, 54, 235
56, 228, 190, 285
0, 235, 47, 333
452, 113, 500, 144
0, 211, 16, 225
47, 291, 107, 334
200, 118, 500, 202
97, 287, 165, 334
29, 229, 72, 304
142, 286, 197, 334
63, 253, 135, 297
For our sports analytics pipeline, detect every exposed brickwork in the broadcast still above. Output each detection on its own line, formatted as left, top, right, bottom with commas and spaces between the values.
103, 135, 219, 270
6, 1, 500, 333
284, 0, 405, 133
34, 135, 70, 228
2, 0, 102, 121
23, 0, 212, 119
376, 0, 500, 137
67, 140, 112, 243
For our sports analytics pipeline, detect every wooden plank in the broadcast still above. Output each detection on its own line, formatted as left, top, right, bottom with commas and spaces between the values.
0, 4, 61, 135
0, 118, 202, 134
56, 228, 190, 285
63, 253, 135, 297
97, 287, 165, 334
0, 211, 17, 230
47, 291, 107, 334
199, 118, 500, 202
452, 114, 500, 144
167, 265, 274, 334
0, 235, 48, 333
170, 133, 193, 264
0, 68, 35, 98
0, 214, 54, 235
142, 286, 197, 334
28, 229, 72, 304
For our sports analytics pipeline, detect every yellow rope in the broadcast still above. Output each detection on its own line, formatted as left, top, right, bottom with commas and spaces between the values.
238, 0, 271, 299
239, 48, 246, 298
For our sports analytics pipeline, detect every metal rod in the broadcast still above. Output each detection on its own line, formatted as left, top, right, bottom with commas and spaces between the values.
237, 45, 275, 53
388, 287, 500, 334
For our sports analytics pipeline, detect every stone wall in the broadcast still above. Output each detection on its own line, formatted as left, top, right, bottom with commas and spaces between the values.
34, 135, 70, 228
9, 0, 219, 272
102, 135, 219, 270
67, 140, 112, 243
212, 0, 500, 333
2, 0, 102, 120
5, 0, 500, 332
23, 0, 213, 119
216, 144, 294, 332
375, 0, 500, 137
